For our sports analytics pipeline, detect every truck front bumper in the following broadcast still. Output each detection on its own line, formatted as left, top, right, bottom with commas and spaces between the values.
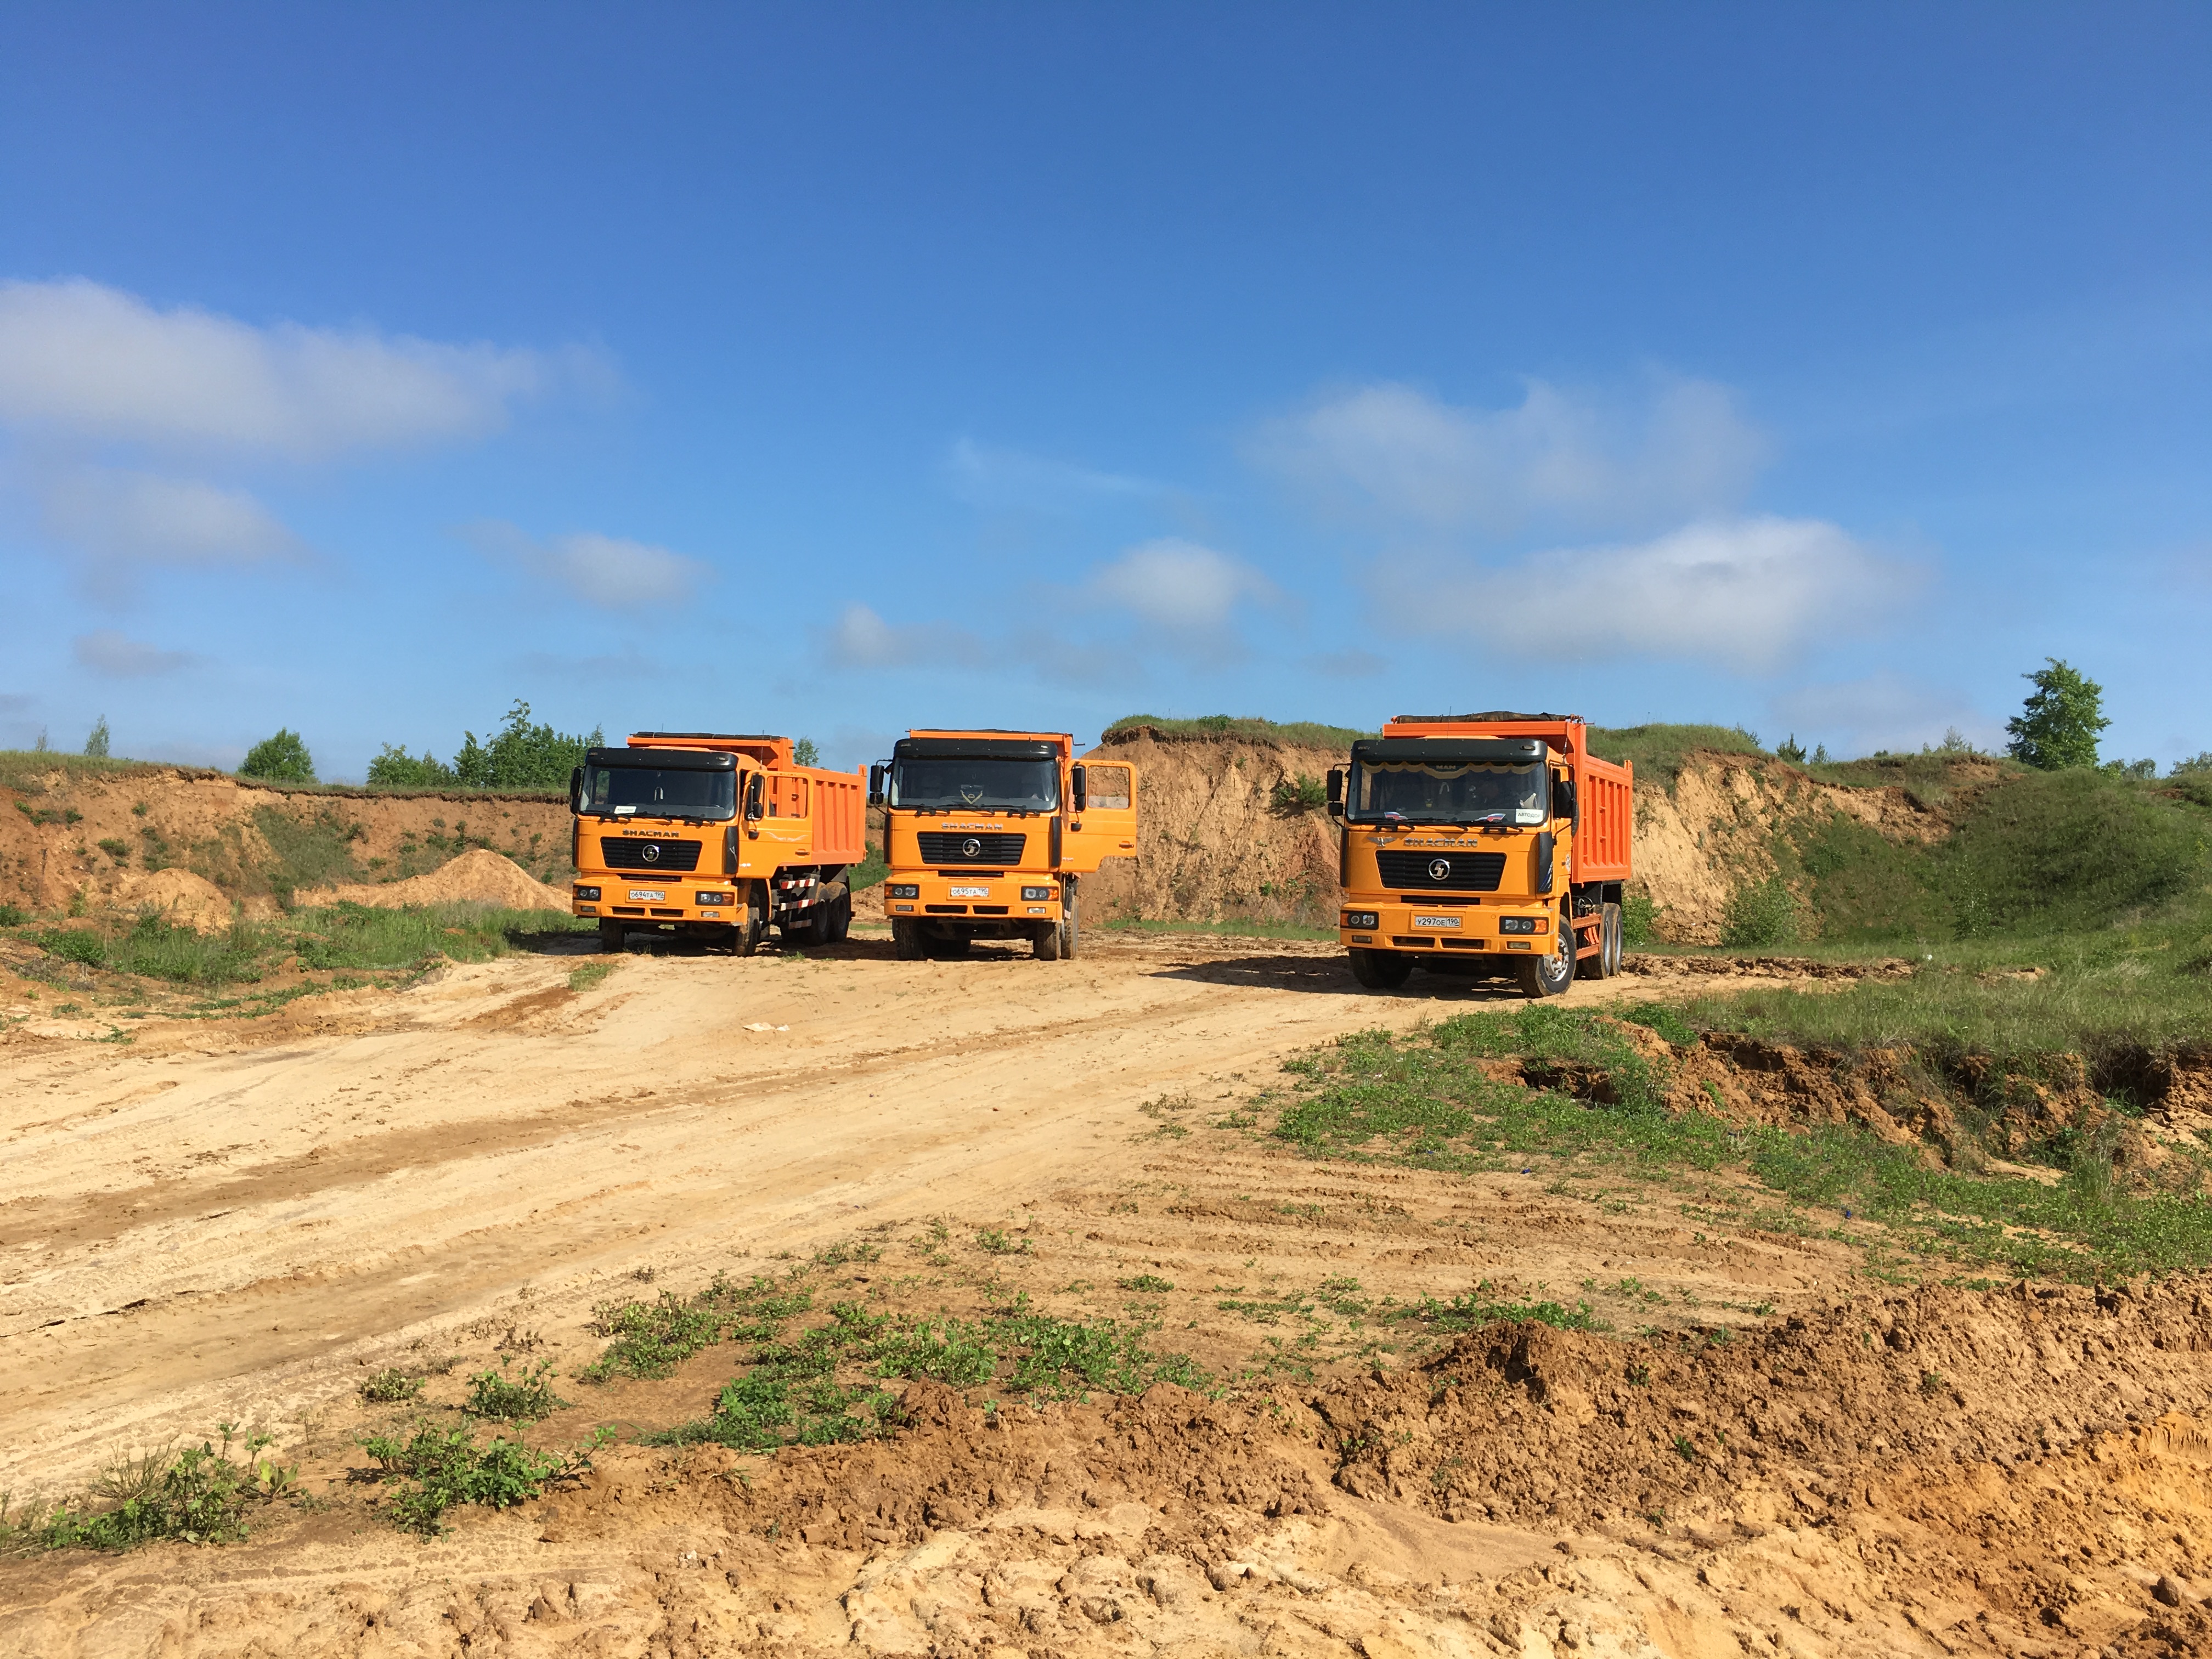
884, 874, 1060, 924
1338, 900, 1550, 954
574, 879, 746, 926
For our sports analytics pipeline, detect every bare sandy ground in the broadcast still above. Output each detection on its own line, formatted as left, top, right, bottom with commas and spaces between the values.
3, 931, 2208, 1657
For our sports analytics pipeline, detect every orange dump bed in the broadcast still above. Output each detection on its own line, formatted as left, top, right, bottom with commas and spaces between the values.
625, 731, 867, 867
1380, 714, 1632, 884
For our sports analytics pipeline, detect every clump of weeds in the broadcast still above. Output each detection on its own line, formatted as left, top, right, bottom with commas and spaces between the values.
462, 1358, 565, 1422
1, 1425, 297, 1554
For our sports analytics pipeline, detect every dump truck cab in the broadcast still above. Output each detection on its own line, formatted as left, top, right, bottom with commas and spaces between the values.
570, 732, 867, 955
1331, 712, 1632, 998
870, 730, 1137, 961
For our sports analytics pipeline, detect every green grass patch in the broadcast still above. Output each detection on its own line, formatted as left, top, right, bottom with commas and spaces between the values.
1, 1427, 298, 1554
1393, 1289, 1604, 1333
567, 959, 617, 993
1585, 723, 1765, 791
461, 1359, 565, 1422
357, 1422, 600, 1537
1101, 713, 1375, 750
1259, 1010, 2212, 1285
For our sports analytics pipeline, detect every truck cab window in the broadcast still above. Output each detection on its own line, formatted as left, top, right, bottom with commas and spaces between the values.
1350, 760, 1544, 826
581, 764, 737, 820
889, 758, 1059, 813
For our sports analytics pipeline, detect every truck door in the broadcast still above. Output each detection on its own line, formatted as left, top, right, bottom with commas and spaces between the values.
1063, 760, 1138, 871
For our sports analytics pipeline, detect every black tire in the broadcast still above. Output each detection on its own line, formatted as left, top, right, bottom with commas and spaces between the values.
1034, 919, 1062, 960
1347, 947, 1414, 990
736, 882, 768, 957
893, 918, 924, 961
1060, 883, 1080, 961
827, 891, 852, 943
788, 900, 829, 948
597, 919, 626, 954
1514, 909, 1576, 999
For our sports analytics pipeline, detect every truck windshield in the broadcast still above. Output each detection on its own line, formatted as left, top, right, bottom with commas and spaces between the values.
580, 764, 736, 820
890, 757, 1059, 813
1350, 760, 1545, 826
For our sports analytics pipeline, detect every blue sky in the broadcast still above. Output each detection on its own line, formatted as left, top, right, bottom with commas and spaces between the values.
2, 3, 2208, 777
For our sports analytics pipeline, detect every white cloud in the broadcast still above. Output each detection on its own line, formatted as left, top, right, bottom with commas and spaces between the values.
42, 468, 303, 568
1083, 538, 1279, 631
823, 603, 986, 669
72, 629, 194, 677
1257, 376, 1767, 536
1384, 516, 1921, 672
946, 438, 1159, 512
1769, 673, 1999, 758
0, 279, 577, 459
468, 522, 710, 610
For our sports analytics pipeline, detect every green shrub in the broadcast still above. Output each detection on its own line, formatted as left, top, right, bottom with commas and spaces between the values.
37, 928, 106, 966
360, 1369, 424, 1404
462, 1358, 565, 1422
239, 729, 315, 783
0, 903, 24, 927
1720, 876, 1800, 948
83, 716, 110, 760
1620, 889, 1659, 946
1269, 774, 1328, 814
358, 1423, 592, 1536
5, 1429, 295, 1553
366, 746, 458, 788
579, 1292, 728, 1383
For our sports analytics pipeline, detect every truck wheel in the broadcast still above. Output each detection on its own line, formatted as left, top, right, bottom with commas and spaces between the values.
597, 919, 625, 953
1033, 921, 1061, 961
788, 902, 828, 948
736, 882, 768, 957
893, 918, 923, 961
1602, 902, 1623, 976
1060, 885, 1080, 961
827, 891, 852, 943
1514, 910, 1576, 999
1347, 948, 1413, 990
1575, 910, 1605, 980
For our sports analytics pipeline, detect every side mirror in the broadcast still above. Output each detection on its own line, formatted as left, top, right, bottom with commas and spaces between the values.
1070, 764, 1088, 812
1554, 776, 1577, 824
1326, 768, 1344, 815
568, 766, 583, 814
867, 763, 886, 808
744, 774, 764, 821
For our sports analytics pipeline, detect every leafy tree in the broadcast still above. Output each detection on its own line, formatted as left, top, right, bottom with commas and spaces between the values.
240, 728, 316, 782
1775, 734, 1806, 764
792, 737, 821, 768
2005, 659, 2109, 771
367, 745, 458, 788
452, 701, 602, 790
83, 715, 110, 759
2172, 752, 2212, 777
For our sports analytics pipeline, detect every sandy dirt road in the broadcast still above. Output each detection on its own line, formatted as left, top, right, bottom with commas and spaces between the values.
10, 930, 2212, 1659
0, 927, 1687, 1493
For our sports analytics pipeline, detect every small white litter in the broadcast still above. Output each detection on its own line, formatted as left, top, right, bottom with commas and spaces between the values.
741, 1022, 790, 1032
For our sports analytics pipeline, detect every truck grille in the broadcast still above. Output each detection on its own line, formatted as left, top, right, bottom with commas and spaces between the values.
918, 832, 1026, 864
600, 838, 703, 872
1376, 849, 1506, 891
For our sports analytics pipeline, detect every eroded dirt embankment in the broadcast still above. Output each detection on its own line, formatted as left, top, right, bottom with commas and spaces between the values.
0, 764, 571, 918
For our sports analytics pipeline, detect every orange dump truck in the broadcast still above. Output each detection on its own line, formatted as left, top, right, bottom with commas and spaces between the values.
868, 730, 1137, 961
570, 732, 867, 955
1329, 712, 1632, 997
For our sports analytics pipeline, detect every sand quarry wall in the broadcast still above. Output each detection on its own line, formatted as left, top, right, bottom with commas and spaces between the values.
1081, 728, 1968, 942
0, 764, 573, 923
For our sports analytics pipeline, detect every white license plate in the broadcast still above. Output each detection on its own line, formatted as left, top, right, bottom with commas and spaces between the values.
948, 885, 989, 899
627, 889, 666, 902
1410, 914, 1463, 929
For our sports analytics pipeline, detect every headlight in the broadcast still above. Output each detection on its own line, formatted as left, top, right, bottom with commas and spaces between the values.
574, 885, 602, 901
1021, 886, 1053, 901
889, 883, 920, 900
695, 891, 733, 906
1499, 915, 1542, 934
1341, 910, 1379, 930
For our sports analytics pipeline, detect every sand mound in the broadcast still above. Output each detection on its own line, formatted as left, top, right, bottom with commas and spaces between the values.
295, 848, 571, 912
108, 867, 233, 933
